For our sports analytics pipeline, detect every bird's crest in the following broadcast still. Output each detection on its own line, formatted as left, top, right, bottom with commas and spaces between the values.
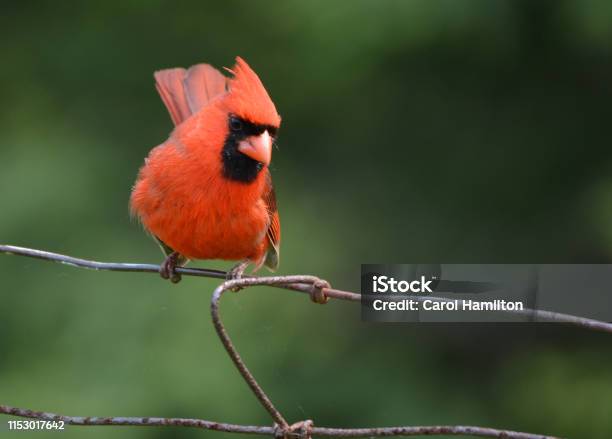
225, 57, 281, 128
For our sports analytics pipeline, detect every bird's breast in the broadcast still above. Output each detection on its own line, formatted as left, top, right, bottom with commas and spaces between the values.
132, 144, 269, 261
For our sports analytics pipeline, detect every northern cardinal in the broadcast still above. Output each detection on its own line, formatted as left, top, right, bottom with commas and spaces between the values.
130, 57, 281, 283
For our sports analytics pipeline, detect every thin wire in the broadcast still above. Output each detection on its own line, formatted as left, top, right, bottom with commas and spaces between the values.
1, 244, 610, 334
0, 405, 556, 438
210, 276, 333, 428
0, 244, 600, 438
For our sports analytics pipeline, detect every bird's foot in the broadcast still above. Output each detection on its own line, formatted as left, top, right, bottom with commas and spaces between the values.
226, 260, 251, 292
159, 252, 182, 283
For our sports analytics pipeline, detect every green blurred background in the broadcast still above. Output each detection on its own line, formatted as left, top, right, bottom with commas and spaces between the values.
2, 1, 612, 437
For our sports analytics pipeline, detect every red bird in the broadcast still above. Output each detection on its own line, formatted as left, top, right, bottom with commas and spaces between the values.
130, 57, 281, 283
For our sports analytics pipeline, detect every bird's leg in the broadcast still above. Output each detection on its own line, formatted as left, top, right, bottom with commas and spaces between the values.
226, 259, 251, 292
226, 259, 251, 281
159, 251, 182, 284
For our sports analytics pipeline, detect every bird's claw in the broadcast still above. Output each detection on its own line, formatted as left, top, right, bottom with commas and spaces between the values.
160, 252, 182, 283
226, 260, 250, 292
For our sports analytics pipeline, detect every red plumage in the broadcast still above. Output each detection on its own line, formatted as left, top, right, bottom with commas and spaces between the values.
130, 57, 281, 274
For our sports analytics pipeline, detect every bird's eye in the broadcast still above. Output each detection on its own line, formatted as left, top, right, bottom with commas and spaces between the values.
230, 117, 243, 131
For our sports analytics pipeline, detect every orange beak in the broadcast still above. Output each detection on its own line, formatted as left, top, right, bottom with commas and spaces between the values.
238, 130, 272, 166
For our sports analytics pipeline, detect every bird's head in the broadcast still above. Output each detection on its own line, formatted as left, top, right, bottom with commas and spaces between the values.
220, 57, 281, 183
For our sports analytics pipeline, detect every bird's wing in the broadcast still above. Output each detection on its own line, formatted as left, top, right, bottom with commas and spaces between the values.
262, 171, 281, 271
154, 64, 227, 126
